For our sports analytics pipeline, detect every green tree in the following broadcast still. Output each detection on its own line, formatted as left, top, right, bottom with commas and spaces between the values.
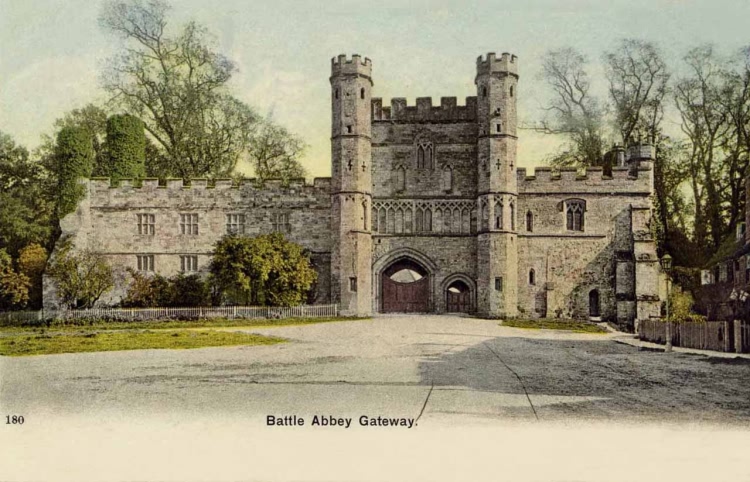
104, 113, 146, 180
121, 269, 172, 307
210, 233, 317, 306
0, 132, 55, 256
0, 249, 30, 310
17, 243, 48, 309
248, 118, 307, 183
53, 127, 95, 218
99, 0, 261, 178
46, 240, 114, 309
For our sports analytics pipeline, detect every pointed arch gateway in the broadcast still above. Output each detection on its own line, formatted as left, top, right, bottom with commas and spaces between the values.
373, 248, 437, 313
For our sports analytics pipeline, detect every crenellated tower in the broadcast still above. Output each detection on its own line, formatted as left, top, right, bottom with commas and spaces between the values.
475, 52, 519, 318
330, 54, 373, 316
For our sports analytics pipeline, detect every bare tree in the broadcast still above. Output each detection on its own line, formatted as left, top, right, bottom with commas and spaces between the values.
604, 39, 670, 145
538, 47, 606, 168
674, 45, 733, 251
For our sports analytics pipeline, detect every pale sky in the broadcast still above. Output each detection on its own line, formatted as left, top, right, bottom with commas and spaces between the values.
1, 0, 749, 179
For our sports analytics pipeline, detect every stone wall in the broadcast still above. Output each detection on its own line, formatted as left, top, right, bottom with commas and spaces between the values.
44, 178, 333, 308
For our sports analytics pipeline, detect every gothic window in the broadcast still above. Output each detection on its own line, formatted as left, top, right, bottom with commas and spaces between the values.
424, 208, 432, 232
405, 208, 413, 234
462, 208, 470, 233
565, 200, 585, 231
415, 209, 423, 233
442, 166, 453, 192
510, 201, 516, 231
453, 208, 461, 233
529, 269, 536, 286
387, 208, 395, 233
416, 142, 433, 169
494, 201, 503, 230
395, 209, 404, 234
481, 202, 489, 231
444, 209, 452, 233
526, 211, 534, 232
378, 208, 386, 233
363, 201, 368, 231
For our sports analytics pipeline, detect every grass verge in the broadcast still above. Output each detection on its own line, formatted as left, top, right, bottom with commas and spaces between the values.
0, 330, 284, 357
0, 316, 366, 335
501, 318, 608, 334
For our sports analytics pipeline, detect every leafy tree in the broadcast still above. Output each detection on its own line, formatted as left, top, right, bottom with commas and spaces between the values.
170, 274, 211, 306
538, 47, 606, 169
104, 113, 146, 180
0, 132, 55, 256
210, 233, 317, 306
0, 249, 30, 310
46, 240, 114, 309
248, 118, 307, 183
99, 0, 261, 178
53, 127, 95, 218
121, 269, 172, 307
17, 243, 48, 309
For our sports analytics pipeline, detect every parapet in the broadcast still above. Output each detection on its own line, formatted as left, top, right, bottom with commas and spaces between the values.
626, 144, 655, 161
372, 96, 477, 122
88, 177, 332, 196
476, 52, 518, 77
331, 54, 372, 79
517, 166, 651, 194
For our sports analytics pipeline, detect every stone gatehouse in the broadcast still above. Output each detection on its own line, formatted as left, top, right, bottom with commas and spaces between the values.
45, 52, 662, 328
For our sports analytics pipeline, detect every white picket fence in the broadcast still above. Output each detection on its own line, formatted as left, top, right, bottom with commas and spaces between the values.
0, 304, 339, 325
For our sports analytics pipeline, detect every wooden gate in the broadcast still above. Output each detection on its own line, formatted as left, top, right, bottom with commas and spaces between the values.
382, 275, 430, 313
446, 281, 472, 313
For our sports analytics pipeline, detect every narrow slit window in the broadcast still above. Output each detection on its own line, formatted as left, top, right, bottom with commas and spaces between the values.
529, 269, 536, 285
360, 88, 365, 99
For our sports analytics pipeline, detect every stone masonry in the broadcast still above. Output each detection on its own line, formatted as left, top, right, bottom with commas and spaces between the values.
45, 52, 662, 329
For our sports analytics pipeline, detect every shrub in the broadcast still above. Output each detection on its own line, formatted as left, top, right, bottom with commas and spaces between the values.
121, 271, 209, 307
46, 240, 113, 309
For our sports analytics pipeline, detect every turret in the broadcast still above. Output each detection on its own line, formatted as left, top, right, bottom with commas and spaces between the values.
330, 54, 373, 317
475, 51, 520, 318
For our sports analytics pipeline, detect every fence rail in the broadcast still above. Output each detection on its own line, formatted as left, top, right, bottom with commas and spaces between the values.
639, 318, 750, 353
0, 304, 339, 326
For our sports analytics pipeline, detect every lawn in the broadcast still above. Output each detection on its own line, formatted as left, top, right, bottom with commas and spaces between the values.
0, 329, 285, 357
501, 318, 608, 334
0, 316, 365, 335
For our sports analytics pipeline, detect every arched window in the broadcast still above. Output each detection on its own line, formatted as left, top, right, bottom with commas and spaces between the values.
526, 211, 533, 232
387, 208, 395, 233
363, 201, 368, 230
589, 289, 600, 318
529, 269, 536, 285
378, 207, 386, 233
360, 87, 365, 99
434, 209, 442, 234
417, 146, 425, 169
481, 202, 489, 231
494, 201, 503, 230
415, 209, 424, 232
395, 209, 404, 234
416, 142, 433, 169
444, 209, 452, 233
405, 208, 413, 233
565, 200, 585, 231
510, 201, 515, 231
425, 144, 433, 169
396, 166, 406, 192
510, 85, 514, 97
442, 166, 453, 192
424, 208, 432, 232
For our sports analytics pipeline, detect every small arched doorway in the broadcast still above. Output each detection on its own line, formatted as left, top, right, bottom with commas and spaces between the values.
446, 280, 472, 313
589, 289, 601, 318
381, 259, 430, 313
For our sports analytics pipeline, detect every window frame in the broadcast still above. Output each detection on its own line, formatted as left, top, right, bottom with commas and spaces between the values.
137, 213, 155, 236
180, 213, 199, 235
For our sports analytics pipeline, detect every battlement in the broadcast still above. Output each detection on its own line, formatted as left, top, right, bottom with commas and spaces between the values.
372, 96, 477, 122
476, 52, 518, 77
331, 54, 372, 78
516, 166, 651, 194
88, 177, 332, 195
